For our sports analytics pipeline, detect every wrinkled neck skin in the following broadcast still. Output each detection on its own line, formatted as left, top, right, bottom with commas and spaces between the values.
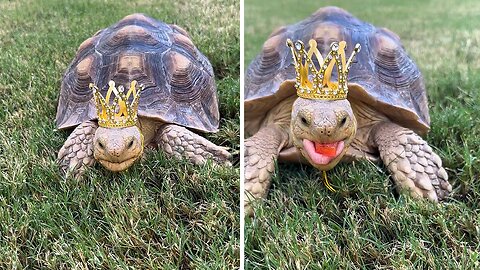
290, 97, 357, 171
93, 124, 144, 172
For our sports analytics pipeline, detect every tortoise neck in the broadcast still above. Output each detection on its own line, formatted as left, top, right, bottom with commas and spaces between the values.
137, 118, 162, 145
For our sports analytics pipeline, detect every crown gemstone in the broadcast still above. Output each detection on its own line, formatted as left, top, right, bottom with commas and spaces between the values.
295, 42, 302, 50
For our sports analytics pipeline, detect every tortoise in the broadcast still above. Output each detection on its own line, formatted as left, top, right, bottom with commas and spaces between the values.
56, 13, 231, 177
244, 6, 452, 212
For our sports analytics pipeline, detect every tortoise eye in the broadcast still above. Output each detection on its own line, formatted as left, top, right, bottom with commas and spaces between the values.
300, 116, 309, 126
340, 116, 347, 127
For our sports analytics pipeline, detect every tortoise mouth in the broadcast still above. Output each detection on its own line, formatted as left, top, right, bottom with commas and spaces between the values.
97, 155, 141, 172
302, 139, 345, 166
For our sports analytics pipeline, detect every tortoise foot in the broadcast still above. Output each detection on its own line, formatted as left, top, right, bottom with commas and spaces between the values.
244, 125, 289, 216
373, 122, 452, 201
156, 124, 231, 166
57, 120, 97, 179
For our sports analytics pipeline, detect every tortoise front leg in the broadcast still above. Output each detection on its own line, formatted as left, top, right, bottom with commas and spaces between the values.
155, 124, 231, 166
371, 122, 452, 201
244, 125, 289, 215
57, 120, 97, 178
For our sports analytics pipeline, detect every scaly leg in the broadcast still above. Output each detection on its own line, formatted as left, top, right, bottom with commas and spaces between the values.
244, 125, 289, 215
155, 124, 231, 166
372, 122, 452, 201
57, 120, 97, 178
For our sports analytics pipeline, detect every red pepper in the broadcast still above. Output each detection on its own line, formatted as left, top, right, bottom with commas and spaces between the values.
314, 142, 337, 157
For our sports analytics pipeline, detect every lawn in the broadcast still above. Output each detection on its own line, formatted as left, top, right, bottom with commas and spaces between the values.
0, 0, 239, 268
245, 0, 480, 269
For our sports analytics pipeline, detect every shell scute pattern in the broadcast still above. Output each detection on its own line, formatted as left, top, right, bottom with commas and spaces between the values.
56, 13, 219, 133
245, 7, 429, 135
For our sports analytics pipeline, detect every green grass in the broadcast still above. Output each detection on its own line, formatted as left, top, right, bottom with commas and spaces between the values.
0, 0, 239, 268
245, 0, 480, 269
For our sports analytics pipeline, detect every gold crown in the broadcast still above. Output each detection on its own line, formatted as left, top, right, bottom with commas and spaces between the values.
89, 80, 143, 128
286, 39, 361, 100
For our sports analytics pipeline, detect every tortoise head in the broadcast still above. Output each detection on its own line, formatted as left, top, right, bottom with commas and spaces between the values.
93, 126, 144, 172
290, 97, 357, 170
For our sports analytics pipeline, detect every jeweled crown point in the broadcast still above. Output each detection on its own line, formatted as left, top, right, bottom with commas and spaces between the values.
90, 80, 144, 128
287, 38, 360, 100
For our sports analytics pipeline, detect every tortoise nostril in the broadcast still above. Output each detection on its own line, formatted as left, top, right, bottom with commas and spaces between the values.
128, 139, 134, 149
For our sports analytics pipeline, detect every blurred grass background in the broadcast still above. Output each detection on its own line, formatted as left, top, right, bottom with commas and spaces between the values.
245, 0, 480, 269
0, 0, 239, 268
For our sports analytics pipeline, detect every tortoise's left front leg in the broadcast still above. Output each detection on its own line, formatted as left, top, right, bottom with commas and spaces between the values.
155, 124, 231, 166
371, 122, 452, 201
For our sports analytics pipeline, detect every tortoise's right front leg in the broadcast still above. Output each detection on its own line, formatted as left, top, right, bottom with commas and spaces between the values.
244, 125, 289, 215
57, 120, 98, 178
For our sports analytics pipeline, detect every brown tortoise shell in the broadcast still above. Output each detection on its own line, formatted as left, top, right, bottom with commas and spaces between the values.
245, 7, 430, 136
56, 13, 219, 133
